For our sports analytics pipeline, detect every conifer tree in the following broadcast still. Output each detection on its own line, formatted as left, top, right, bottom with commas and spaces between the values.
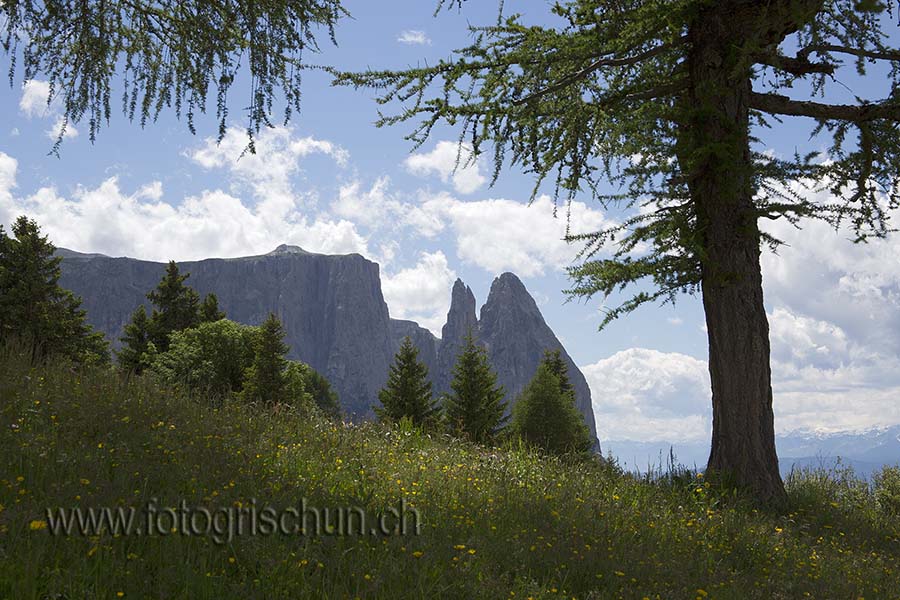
541, 349, 575, 399
377, 336, 440, 427
146, 261, 200, 352
117, 305, 153, 373
199, 293, 226, 323
444, 331, 507, 444
303, 368, 342, 420
512, 360, 592, 456
240, 313, 289, 405
0, 216, 109, 364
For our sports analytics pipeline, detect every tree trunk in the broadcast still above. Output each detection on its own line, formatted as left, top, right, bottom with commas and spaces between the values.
682, 4, 787, 504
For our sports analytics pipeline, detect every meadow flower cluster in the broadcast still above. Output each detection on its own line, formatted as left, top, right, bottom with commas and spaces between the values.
1, 345, 898, 599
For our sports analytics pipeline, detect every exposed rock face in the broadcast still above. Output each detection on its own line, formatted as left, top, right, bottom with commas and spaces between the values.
433, 279, 478, 397
59, 247, 393, 418
58, 248, 598, 448
389, 319, 438, 378
478, 273, 598, 445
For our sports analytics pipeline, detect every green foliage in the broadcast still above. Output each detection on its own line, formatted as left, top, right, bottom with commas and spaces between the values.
444, 331, 507, 444
511, 359, 592, 456
302, 367, 342, 419
1, 0, 348, 153
874, 465, 900, 518
0, 216, 109, 365
240, 313, 289, 405
376, 336, 440, 428
541, 349, 575, 399
282, 360, 318, 415
199, 293, 226, 323
146, 261, 200, 353
335, 0, 900, 327
117, 305, 153, 373
150, 318, 257, 397
2, 346, 899, 599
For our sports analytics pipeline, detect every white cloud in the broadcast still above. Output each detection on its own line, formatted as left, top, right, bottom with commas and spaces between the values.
46, 116, 78, 141
667, 317, 684, 326
189, 126, 348, 200
0, 152, 17, 227
382, 251, 457, 335
583, 348, 711, 443
397, 30, 431, 45
404, 141, 486, 194
0, 159, 369, 262
333, 177, 443, 237
422, 192, 610, 276
19, 80, 54, 118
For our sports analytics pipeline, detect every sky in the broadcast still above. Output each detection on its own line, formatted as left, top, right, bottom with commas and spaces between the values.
1, 1, 899, 448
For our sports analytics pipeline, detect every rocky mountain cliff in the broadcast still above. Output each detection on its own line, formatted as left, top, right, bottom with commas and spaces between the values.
59, 246, 598, 447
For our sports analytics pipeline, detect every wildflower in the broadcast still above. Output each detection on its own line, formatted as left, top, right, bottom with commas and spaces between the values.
412, 551, 424, 558
454, 544, 466, 550
29, 520, 47, 530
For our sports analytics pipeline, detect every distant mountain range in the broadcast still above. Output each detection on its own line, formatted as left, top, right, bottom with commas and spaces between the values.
57, 245, 599, 448
605, 425, 900, 478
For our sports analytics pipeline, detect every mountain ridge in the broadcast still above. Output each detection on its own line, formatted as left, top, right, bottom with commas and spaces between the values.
58, 246, 599, 448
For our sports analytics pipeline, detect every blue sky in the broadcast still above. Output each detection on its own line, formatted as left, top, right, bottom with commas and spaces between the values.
1, 1, 899, 445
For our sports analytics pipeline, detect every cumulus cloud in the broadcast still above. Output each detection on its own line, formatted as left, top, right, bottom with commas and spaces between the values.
382, 251, 457, 335
397, 30, 431, 45
421, 192, 610, 276
46, 116, 78, 141
0, 153, 369, 262
583, 348, 711, 443
404, 141, 486, 194
189, 126, 348, 200
19, 80, 54, 118
333, 177, 444, 236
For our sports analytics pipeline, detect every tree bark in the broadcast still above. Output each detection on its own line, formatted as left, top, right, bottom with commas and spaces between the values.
681, 3, 787, 504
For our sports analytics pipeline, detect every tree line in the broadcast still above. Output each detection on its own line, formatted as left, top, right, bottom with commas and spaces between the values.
0, 216, 340, 419
2, 215, 592, 456
377, 334, 594, 456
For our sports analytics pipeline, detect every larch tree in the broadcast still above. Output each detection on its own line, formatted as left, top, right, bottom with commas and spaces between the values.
336, 0, 900, 502
1, 0, 347, 153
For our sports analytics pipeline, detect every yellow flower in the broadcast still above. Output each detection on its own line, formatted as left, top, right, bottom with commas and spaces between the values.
412, 551, 424, 558
117, 593, 125, 598
467, 549, 476, 555
80, 478, 90, 485
29, 520, 47, 530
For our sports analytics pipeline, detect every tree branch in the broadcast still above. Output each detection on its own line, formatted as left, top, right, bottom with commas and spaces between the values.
797, 44, 900, 63
750, 91, 900, 121
513, 38, 685, 106
754, 51, 835, 76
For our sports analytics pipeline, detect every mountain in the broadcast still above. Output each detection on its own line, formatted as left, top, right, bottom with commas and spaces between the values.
58, 247, 599, 447
604, 425, 900, 478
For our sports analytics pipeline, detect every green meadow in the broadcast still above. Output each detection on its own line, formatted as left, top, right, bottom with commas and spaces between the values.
1, 345, 899, 599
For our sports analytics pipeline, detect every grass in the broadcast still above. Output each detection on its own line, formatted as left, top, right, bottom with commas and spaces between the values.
1, 345, 899, 599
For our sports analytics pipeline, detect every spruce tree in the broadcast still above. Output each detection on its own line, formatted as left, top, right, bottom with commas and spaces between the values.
377, 336, 440, 427
117, 305, 153, 373
444, 331, 507, 444
541, 349, 575, 399
303, 368, 342, 420
512, 361, 592, 456
0, 216, 109, 364
240, 313, 289, 405
199, 293, 226, 323
146, 261, 200, 352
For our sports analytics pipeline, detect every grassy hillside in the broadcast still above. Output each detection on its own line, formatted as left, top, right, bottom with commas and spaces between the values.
1, 346, 898, 599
